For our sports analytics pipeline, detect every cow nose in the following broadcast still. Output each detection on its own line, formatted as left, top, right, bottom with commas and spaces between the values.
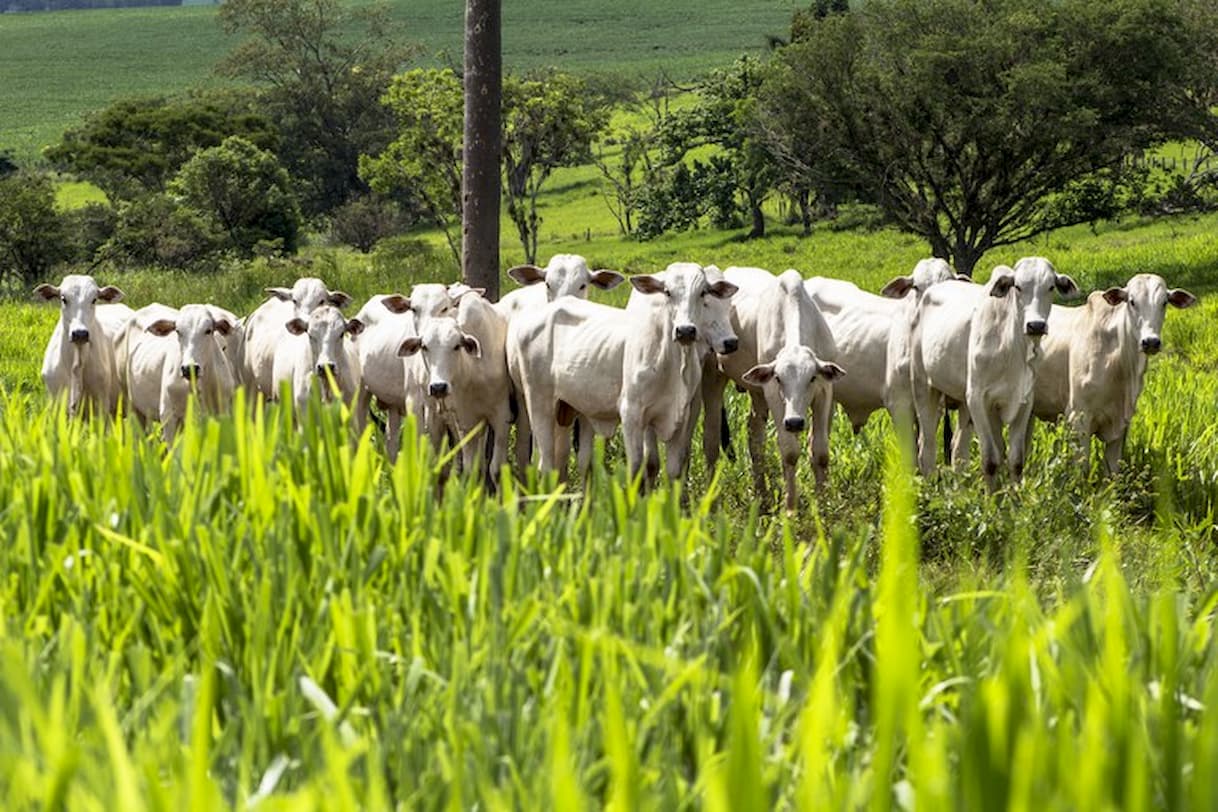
1141, 336, 1162, 354
429, 381, 450, 398
180, 364, 202, 379
783, 416, 806, 432
316, 363, 338, 377
1025, 320, 1047, 337
674, 324, 697, 344
721, 337, 739, 354
69, 328, 90, 344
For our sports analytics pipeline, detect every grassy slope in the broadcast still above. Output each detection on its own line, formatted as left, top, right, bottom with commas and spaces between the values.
0, 0, 795, 160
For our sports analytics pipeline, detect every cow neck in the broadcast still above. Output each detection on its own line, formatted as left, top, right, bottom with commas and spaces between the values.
625, 294, 677, 373
1089, 296, 1146, 427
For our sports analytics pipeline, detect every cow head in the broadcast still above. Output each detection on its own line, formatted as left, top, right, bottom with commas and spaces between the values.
630, 262, 738, 346
266, 277, 351, 321
383, 282, 483, 327
1101, 273, 1197, 355
880, 257, 967, 298
397, 317, 481, 400
988, 257, 1079, 337
147, 304, 233, 381
508, 254, 625, 301
743, 345, 845, 432
284, 305, 363, 391
34, 274, 124, 345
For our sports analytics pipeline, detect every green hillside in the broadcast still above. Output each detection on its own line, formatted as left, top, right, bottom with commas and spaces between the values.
0, 0, 796, 161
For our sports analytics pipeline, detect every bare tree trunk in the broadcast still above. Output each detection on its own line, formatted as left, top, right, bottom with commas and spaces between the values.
462, 0, 501, 301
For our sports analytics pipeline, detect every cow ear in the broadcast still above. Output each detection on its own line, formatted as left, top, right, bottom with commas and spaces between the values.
462, 287, 487, 299
344, 318, 365, 337
397, 336, 422, 357
955, 274, 974, 282
818, 361, 846, 381
1168, 288, 1198, 309
742, 363, 776, 385
708, 280, 739, 299
265, 287, 293, 302
326, 290, 352, 309
285, 318, 308, 336
590, 270, 626, 290
508, 265, 546, 286
460, 334, 482, 358
1102, 287, 1128, 306
147, 319, 176, 337
880, 276, 915, 298
382, 294, 412, 314
97, 285, 124, 303
212, 318, 233, 336
33, 284, 60, 301
1055, 274, 1080, 299
988, 270, 1016, 298
630, 274, 667, 295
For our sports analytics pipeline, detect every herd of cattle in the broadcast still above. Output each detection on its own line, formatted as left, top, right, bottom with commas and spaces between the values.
33, 253, 1196, 507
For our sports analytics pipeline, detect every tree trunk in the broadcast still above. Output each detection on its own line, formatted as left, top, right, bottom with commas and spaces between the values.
951, 241, 986, 279
748, 199, 765, 239
462, 0, 501, 301
797, 189, 812, 236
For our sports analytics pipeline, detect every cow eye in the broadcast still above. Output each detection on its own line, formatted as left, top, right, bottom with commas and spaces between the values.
59, 295, 67, 304
774, 375, 782, 385
205, 328, 214, 335
579, 283, 587, 290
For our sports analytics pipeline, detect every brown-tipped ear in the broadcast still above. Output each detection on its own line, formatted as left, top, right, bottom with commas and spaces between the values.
589, 270, 626, 290
955, 274, 974, 282
212, 318, 233, 336
285, 318, 308, 336
1055, 274, 1080, 299
880, 276, 915, 299
742, 363, 776, 386
381, 294, 411, 314
818, 361, 846, 381
708, 280, 739, 299
397, 336, 422, 357
1102, 287, 1128, 306
344, 318, 365, 337
33, 283, 60, 301
146, 319, 177, 337
460, 334, 482, 358
1168, 288, 1198, 309
97, 285, 124, 303
265, 287, 292, 302
630, 274, 666, 295
988, 271, 1016, 298
326, 290, 352, 309
462, 287, 487, 299
508, 265, 546, 286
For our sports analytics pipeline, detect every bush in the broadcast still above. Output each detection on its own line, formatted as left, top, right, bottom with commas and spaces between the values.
103, 193, 223, 270
0, 172, 69, 287
369, 235, 449, 284
170, 136, 302, 257
60, 202, 118, 265
328, 195, 408, 253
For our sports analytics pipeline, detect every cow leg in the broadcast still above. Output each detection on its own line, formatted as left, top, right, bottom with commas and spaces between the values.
807, 385, 833, 490
385, 408, 402, 463
912, 387, 942, 477
771, 401, 802, 513
702, 371, 728, 468
746, 391, 770, 503
576, 417, 595, 480
1007, 404, 1034, 483
489, 409, 511, 487
1103, 428, 1127, 476
621, 405, 648, 487
951, 404, 973, 469
970, 400, 1004, 493
514, 403, 533, 476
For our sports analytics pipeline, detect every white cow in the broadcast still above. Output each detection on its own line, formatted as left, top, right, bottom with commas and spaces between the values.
508, 262, 737, 483
1032, 274, 1196, 473
125, 304, 238, 443
270, 305, 364, 414
35, 274, 128, 417
704, 268, 842, 511
494, 254, 626, 322
911, 257, 1079, 489
242, 278, 352, 398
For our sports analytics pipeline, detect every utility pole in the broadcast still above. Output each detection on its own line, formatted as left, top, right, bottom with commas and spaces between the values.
462, 0, 501, 301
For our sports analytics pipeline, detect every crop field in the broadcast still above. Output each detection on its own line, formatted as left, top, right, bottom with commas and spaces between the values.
2, 204, 1217, 805
0, 0, 795, 161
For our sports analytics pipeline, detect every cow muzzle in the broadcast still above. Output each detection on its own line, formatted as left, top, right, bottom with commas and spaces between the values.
673, 324, 697, 344
180, 364, 202, 380
719, 337, 739, 355
783, 416, 806, 433
429, 381, 450, 398
315, 363, 338, 377
1025, 320, 1047, 337
69, 328, 90, 344
1141, 336, 1162, 354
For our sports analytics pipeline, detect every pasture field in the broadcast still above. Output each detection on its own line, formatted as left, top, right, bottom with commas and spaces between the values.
0, 0, 795, 161
2, 208, 1217, 805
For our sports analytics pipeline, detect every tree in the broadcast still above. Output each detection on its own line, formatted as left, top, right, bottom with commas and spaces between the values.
45, 93, 277, 199
592, 127, 656, 236
170, 136, 302, 256
463, 0, 502, 300
217, 0, 409, 216
360, 68, 465, 264
501, 72, 610, 263
0, 173, 68, 287
759, 0, 1191, 275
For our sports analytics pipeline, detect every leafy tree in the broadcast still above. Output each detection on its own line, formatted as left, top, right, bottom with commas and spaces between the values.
328, 195, 408, 253
360, 68, 465, 263
0, 173, 67, 286
760, 0, 1192, 275
592, 127, 656, 236
102, 194, 223, 270
217, 0, 410, 215
45, 93, 277, 199
170, 136, 302, 256
502, 72, 611, 264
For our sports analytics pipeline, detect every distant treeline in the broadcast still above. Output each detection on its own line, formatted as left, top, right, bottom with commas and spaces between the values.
1, 0, 215, 11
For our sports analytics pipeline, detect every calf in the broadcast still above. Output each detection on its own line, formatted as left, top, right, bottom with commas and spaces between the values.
1033, 274, 1196, 473
127, 304, 238, 443
242, 278, 352, 398
911, 257, 1078, 490
270, 305, 364, 414
508, 262, 737, 483
35, 274, 127, 417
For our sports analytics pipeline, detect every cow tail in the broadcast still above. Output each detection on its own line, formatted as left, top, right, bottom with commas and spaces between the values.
942, 408, 953, 465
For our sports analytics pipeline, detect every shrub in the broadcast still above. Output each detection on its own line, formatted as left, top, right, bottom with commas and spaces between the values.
0, 172, 68, 287
60, 202, 117, 265
328, 195, 408, 253
103, 193, 223, 270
